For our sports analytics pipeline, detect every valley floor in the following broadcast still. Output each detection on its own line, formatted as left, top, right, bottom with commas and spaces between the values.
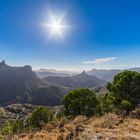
12, 113, 140, 140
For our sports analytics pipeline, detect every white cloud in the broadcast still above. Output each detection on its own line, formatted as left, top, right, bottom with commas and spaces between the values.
83, 57, 116, 64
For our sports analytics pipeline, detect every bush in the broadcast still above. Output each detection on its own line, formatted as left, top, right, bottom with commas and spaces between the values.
27, 106, 53, 128
0, 120, 26, 136
62, 88, 100, 116
0, 121, 13, 136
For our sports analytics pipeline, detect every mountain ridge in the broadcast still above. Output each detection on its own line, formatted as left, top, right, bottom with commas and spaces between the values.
0, 61, 65, 106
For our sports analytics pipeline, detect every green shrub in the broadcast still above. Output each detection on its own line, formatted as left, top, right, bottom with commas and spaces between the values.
0, 121, 13, 136
27, 106, 53, 128
62, 88, 100, 116
0, 120, 25, 136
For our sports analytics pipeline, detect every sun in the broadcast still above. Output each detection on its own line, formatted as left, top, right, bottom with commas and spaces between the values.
45, 14, 68, 39
52, 23, 60, 32
47, 20, 64, 35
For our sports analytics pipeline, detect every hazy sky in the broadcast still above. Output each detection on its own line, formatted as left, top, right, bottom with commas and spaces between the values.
0, 0, 140, 71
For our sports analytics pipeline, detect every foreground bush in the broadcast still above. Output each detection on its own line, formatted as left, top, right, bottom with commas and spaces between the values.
28, 106, 53, 128
0, 121, 13, 136
62, 88, 100, 116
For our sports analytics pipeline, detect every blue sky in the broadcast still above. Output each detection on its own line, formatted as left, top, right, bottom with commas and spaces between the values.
0, 0, 140, 71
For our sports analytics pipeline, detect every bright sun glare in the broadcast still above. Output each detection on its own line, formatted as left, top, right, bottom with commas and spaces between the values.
44, 13, 68, 39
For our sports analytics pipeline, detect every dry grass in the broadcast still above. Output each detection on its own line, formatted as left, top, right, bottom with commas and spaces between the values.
12, 114, 140, 140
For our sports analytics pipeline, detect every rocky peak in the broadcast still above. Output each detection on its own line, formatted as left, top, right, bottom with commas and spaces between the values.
81, 70, 86, 74
0, 60, 11, 70
73, 70, 89, 78
2, 60, 5, 64
0, 60, 6, 65
79, 70, 88, 76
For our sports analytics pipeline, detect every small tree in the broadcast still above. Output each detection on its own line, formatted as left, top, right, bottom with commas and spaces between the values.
62, 88, 99, 116
107, 70, 140, 103
28, 106, 53, 128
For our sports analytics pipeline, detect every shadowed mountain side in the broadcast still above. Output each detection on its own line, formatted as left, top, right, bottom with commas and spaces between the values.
0, 61, 66, 106
44, 71, 106, 89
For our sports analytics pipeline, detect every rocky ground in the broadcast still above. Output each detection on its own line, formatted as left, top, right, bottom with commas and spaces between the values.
11, 113, 140, 140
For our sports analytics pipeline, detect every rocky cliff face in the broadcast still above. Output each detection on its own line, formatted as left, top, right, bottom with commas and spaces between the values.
0, 61, 65, 106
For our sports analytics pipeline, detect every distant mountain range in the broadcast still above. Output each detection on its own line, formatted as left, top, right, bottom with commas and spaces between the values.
35, 67, 140, 81
0, 60, 65, 106
87, 68, 140, 81
44, 71, 106, 89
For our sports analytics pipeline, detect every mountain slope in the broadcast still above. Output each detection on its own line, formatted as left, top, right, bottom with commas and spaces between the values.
0, 61, 65, 106
44, 71, 106, 89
